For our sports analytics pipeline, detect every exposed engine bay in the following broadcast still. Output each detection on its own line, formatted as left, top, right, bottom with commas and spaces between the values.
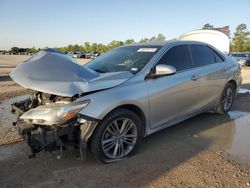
11, 92, 98, 159
12, 92, 73, 115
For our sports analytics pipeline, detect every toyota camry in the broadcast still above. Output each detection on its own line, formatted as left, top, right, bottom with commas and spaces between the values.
10, 40, 242, 163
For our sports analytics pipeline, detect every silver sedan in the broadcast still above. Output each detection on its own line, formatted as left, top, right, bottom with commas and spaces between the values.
11, 41, 242, 163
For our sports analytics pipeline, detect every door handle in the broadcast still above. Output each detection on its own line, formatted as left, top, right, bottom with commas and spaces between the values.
191, 75, 199, 81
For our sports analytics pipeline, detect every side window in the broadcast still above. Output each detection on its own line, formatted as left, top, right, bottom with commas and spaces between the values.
190, 45, 217, 67
212, 50, 225, 63
158, 45, 194, 71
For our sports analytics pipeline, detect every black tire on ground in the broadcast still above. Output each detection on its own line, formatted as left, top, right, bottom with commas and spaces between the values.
90, 108, 143, 164
215, 83, 236, 114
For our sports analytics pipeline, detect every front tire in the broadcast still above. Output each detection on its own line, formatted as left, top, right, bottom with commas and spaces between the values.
90, 108, 143, 163
215, 83, 236, 114
246, 61, 250, 66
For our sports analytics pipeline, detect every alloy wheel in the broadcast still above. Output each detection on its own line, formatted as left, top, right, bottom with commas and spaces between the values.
221, 86, 234, 112
101, 118, 137, 159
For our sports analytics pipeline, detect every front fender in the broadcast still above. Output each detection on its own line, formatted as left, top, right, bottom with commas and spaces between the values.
77, 81, 149, 124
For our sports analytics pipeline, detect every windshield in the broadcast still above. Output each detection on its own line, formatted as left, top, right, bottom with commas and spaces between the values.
85, 45, 161, 74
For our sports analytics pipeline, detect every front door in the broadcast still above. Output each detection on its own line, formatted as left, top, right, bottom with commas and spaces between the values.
146, 45, 199, 129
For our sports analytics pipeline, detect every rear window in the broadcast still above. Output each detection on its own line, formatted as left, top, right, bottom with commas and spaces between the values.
190, 45, 217, 66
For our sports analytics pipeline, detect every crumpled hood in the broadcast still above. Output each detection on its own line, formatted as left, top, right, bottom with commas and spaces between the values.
10, 49, 133, 97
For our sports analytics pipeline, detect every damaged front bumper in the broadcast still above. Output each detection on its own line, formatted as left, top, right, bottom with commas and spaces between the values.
12, 102, 98, 160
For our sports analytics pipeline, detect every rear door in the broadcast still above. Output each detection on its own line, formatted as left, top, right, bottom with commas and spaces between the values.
189, 44, 228, 109
146, 45, 200, 129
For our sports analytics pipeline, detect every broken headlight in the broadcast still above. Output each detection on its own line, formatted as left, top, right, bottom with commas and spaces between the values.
20, 100, 90, 125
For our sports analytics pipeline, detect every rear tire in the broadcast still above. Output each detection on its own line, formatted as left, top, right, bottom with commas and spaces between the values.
215, 83, 236, 114
90, 108, 143, 163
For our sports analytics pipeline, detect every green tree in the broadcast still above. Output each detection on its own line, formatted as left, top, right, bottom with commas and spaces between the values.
232, 24, 250, 52
67, 44, 74, 52
72, 44, 80, 52
124, 39, 135, 45
11, 46, 19, 54
139, 38, 149, 43
148, 36, 156, 42
92, 43, 98, 51
108, 40, 124, 49
148, 33, 166, 42
202, 23, 214, 29
155, 33, 165, 41
28, 47, 37, 54
97, 43, 108, 52
83, 42, 91, 52
243, 39, 250, 51
7, 33, 173, 55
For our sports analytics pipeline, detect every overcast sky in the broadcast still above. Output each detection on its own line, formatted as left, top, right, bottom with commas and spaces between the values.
0, 0, 249, 50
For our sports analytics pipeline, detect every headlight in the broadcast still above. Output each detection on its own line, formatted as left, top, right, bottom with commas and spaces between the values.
20, 100, 90, 125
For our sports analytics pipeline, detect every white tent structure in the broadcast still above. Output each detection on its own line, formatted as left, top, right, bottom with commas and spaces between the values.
179, 30, 230, 54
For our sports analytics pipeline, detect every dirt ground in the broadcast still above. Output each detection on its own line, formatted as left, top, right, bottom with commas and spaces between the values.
1, 55, 250, 188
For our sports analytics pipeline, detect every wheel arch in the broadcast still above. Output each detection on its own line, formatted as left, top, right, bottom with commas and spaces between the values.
227, 79, 237, 90
116, 104, 146, 135
94, 104, 147, 137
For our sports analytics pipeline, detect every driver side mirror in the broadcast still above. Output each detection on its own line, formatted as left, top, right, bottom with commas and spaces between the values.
154, 64, 176, 77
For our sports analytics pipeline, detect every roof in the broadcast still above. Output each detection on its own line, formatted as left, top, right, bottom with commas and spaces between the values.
124, 40, 209, 47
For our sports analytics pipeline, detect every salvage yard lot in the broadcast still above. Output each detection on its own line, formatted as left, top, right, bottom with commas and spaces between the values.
0, 55, 250, 187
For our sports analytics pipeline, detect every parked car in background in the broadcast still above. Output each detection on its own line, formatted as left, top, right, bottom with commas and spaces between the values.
84, 52, 92, 58
85, 52, 101, 59
78, 52, 86, 58
10, 41, 241, 163
68, 51, 82, 58
230, 52, 250, 66
91, 52, 101, 59
239, 55, 250, 66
